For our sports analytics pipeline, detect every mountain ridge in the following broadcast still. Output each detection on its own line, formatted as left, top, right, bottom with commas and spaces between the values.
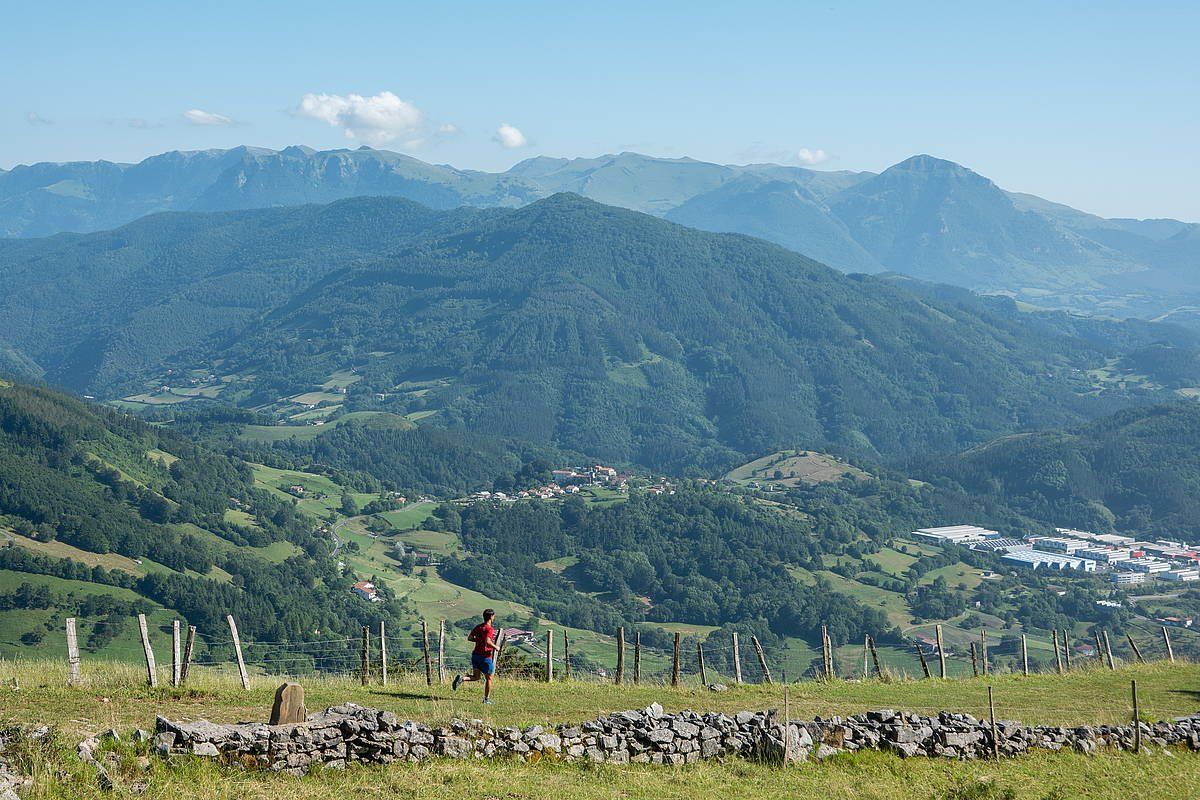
4, 146, 1196, 321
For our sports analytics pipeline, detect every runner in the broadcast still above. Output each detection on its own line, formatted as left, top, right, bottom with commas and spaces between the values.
452, 608, 498, 704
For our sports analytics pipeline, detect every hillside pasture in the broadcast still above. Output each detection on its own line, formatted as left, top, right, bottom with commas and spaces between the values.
726, 449, 870, 487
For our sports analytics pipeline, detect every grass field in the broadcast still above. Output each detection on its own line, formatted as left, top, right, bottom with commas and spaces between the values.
726, 449, 870, 487
1, 532, 146, 576
379, 502, 439, 530
0, 570, 185, 662
1, 661, 1197, 799
240, 411, 413, 444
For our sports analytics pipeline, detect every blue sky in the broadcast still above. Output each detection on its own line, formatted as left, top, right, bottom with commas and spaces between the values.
4, 1, 1198, 220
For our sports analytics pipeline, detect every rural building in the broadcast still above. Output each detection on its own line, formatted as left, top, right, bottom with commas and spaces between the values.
351, 581, 380, 602
499, 628, 535, 645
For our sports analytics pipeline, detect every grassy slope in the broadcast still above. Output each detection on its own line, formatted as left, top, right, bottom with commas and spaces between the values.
1, 661, 1198, 799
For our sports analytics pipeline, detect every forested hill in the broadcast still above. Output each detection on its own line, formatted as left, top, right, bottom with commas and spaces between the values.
0, 194, 1194, 473
0, 379, 403, 656
926, 403, 1200, 541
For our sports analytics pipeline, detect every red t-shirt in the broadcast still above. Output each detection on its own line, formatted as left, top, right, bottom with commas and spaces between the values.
470, 623, 496, 657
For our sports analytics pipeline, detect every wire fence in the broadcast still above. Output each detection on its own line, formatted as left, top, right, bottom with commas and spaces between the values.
51, 613, 1192, 692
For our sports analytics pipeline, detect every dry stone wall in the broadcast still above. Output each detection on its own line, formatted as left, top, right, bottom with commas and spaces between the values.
155, 703, 1200, 775
0, 727, 46, 800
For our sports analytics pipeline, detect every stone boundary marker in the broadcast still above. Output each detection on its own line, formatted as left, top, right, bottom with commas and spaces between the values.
154, 702, 1200, 775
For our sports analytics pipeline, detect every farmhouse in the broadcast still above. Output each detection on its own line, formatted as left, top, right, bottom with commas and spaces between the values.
350, 581, 380, 602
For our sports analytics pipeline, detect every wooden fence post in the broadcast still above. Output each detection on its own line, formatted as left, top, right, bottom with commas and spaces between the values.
495, 631, 507, 674
1162, 626, 1175, 663
988, 686, 999, 759
437, 619, 446, 684
867, 635, 883, 679
826, 628, 835, 679
820, 625, 830, 680
1052, 630, 1063, 675
1103, 631, 1116, 670
782, 686, 791, 766
915, 642, 931, 678
1126, 633, 1144, 664
171, 620, 181, 687
138, 613, 158, 688
563, 630, 571, 680
420, 619, 432, 686
181, 626, 196, 684
697, 641, 708, 686
65, 618, 81, 687
1062, 630, 1071, 669
615, 627, 625, 684
751, 635, 772, 684
1021, 634, 1029, 676
633, 631, 641, 684
935, 625, 947, 679
969, 641, 979, 677
227, 615, 248, 690
980, 629, 989, 675
672, 632, 681, 687
1132, 679, 1142, 754
361, 626, 370, 686
732, 632, 743, 684
863, 635, 869, 679
380, 621, 388, 686
545, 630, 554, 682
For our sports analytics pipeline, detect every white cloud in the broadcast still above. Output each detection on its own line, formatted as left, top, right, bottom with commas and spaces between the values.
294, 91, 424, 146
184, 109, 236, 127
25, 112, 52, 126
796, 147, 830, 166
495, 123, 527, 149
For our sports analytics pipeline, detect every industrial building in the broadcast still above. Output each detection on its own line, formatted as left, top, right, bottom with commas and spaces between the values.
1163, 569, 1200, 582
1001, 549, 1096, 572
912, 525, 998, 545
1119, 558, 1171, 574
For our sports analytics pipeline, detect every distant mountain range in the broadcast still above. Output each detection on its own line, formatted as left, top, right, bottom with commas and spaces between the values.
3, 146, 1196, 319
1, 193, 1195, 472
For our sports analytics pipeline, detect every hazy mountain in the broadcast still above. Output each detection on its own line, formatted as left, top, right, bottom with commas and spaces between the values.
665, 174, 883, 273
506, 152, 737, 214
4, 146, 1196, 319
0, 193, 1191, 473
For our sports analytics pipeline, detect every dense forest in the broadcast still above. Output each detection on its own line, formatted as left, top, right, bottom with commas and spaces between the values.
0, 194, 1194, 475
440, 486, 902, 647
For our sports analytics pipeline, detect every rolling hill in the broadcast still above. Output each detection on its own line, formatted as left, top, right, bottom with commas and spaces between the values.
0, 379, 405, 661
1, 194, 1193, 474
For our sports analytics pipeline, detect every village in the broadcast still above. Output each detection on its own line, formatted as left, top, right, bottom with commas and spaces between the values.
457, 464, 674, 504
